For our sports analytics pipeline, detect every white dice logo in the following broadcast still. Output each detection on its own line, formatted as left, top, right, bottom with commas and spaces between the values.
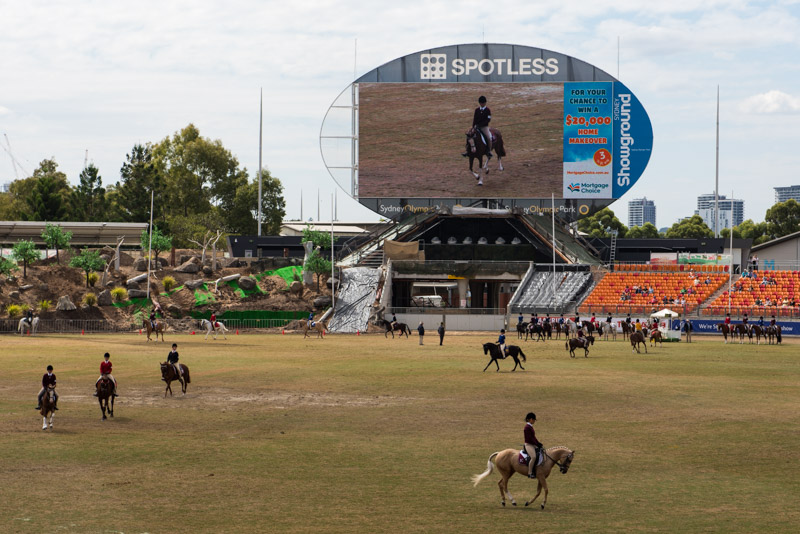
420, 53, 447, 79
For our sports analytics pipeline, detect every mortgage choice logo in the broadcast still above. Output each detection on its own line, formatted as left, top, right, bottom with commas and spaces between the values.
563, 161, 612, 198
420, 53, 560, 79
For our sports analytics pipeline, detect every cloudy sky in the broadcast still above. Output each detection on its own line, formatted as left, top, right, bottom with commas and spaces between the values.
1, 0, 799, 228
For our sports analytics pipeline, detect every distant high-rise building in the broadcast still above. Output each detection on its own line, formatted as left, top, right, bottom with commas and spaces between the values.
695, 193, 744, 231
774, 185, 800, 204
628, 197, 656, 228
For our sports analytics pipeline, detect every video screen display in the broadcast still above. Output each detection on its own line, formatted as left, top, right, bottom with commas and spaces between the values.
357, 83, 564, 199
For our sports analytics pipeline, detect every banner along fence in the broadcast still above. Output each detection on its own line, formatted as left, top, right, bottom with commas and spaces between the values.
0, 319, 123, 334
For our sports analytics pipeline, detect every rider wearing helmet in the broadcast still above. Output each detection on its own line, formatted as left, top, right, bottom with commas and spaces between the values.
463, 96, 493, 157
150, 309, 158, 331
94, 352, 118, 397
35, 364, 58, 410
497, 329, 507, 357
308, 312, 315, 328
524, 412, 543, 479
210, 311, 218, 331
167, 343, 182, 379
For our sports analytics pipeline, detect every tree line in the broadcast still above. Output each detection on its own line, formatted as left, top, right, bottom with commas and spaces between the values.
578, 199, 800, 244
0, 124, 286, 247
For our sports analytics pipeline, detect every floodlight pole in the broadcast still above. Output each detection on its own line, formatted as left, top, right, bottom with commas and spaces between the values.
331, 193, 335, 313
551, 194, 556, 306
258, 88, 263, 236
146, 190, 154, 301
714, 86, 719, 238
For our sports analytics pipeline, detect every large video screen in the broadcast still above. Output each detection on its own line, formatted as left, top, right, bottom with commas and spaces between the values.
358, 83, 564, 199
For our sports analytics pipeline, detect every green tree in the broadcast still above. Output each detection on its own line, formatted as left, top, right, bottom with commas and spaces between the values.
11, 239, 40, 278
23, 159, 72, 221
1, 176, 38, 219
71, 163, 108, 221
738, 219, 770, 245
577, 207, 628, 238
41, 223, 73, 264
665, 215, 714, 238
301, 224, 332, 250
0, 256, 18, 277
141, 225, 173, 260
305, 249, 332, 290
626, 223, 660, 238
764, 199, 800, 239
115, 144, 164, 222
69, 248, 106, 288
224, 172, 286, 235
152, 124, 213, 217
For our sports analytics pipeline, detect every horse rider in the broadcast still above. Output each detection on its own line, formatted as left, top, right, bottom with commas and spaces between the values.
150, 309, 158, 331
635, 319, 642, 333
532, 313, 539, 326
166, 343, 183, 379
724, 313, 731, 326
576, 323, 588, 347
558, 314, 565, 326
742, 312, 749, 329
625, 313, 632, 326
24, 308, 34, 327
308, 311, 315, 328
94, 352, 118, 397
462, 95, 492, 157
497, 328, 507, 356
35, 364, 58, 410
524, 412, 544, 479
210, 311, 218, 331
590, 312, 597, 325
517, 312, 524, 326
544, 314, 551, 325
757, 316, 765, 329
770, 315, 777, 329
391, 313, 398, 330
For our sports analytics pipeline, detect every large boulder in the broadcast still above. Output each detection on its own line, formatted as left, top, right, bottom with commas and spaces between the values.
156, 257, 169, 267
224, 258, 241, 268
175, 258, 200, 274
167, 304, 183, 318
239, 276, 257, 290
126, 281, 140, 290
313, 296, 332, 309
133, 257, 156, 272
127, 289, 148, 299
184, 279, 205, 290
289, 281, 303, 295
9, 290, 20, 300
97, 289, 112, 306
202, 265, 213, 276
56, 295, 77, 311
20, 284, 34, 291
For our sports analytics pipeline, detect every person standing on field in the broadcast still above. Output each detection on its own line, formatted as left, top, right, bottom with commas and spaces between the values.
438, 322, 445, 346
417, 322, 425, 345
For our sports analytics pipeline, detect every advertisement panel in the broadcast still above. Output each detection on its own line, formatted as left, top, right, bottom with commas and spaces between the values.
320, 43, 654, 220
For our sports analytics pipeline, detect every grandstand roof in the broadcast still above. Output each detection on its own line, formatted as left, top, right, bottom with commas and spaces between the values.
0, 221, 148, 246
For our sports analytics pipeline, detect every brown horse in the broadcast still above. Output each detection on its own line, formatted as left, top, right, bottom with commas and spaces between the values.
303, 320, 327, 339
96, 376, 115, 421
40, 385, 57, 430
621, 321, 633, 340
750, 325, 764, 345
465, 127, 506, 186
482, 343, 526, 372
767, 325, 782, 345
552, 322, 564, 340
382, 320, 411, 339
732, 324, 750, 344
717, 323, 732, 343
143, 318, 166, 342
565, 336, 594, 358
160, 362, 191, 397
649, 330, 663, 347
472, 446, 575, 509
629, 331, 648, 353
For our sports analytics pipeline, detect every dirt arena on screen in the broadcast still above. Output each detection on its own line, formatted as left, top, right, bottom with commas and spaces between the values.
358, 83, 564, 198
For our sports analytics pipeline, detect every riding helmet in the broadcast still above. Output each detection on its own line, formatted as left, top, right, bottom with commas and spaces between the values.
478, 95, 487, 104
525, 412, 536, 421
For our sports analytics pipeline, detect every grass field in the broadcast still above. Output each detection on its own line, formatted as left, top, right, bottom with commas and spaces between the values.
2, 332, 799, 533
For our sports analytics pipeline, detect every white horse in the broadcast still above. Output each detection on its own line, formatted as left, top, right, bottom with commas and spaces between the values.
18, 317, 39, 336
200, 318, 228, 340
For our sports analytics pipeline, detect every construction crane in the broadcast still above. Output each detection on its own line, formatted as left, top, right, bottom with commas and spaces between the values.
2, 133, 30, 179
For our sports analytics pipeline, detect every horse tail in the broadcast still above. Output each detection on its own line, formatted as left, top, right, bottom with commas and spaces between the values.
405, 325, 411, 336
471, 452, 499, 487
565, 341, 568, 351
518, 348, 527, 362
183, 366, 191, 384
495, 135, 506, 158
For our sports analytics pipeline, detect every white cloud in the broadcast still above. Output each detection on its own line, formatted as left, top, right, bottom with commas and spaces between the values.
0, 106, 10, 115
740, 90, 800, 114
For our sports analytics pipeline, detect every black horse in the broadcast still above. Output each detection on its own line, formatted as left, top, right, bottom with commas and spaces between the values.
526, 323, 546, 342
482, 343, 527, 372
465, 127, 506, 186
565, 335, 595, 358
516, 321, 528, 339
381, 320, 412, 339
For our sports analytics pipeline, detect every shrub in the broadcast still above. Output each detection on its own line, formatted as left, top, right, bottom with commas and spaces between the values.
111, 287, 128, 303
83, 292, 97, 306
162, 276, 177, 292
19, 303, 30, 313
6, 304, 22, 317
38, 300, 52, 312
88, 272, 99, 287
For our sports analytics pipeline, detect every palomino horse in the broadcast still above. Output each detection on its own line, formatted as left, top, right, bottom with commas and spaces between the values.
649, 330, 663, 347
465, 127, 506, 186
96, 376, 115, 421
472, 446, 575, 509
160, 362, 191, 397
18, 317, 40, 336
381, 320, 411, 339
629, 331, 648, 353
482, 343, 526, 372
303, 320, 327, 339
200, 318, 229, 340
40, 385, 57, 430
565, 336, 594, 358
143, 319, 166, 342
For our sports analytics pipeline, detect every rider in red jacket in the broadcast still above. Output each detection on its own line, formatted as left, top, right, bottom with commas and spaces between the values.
94, 352, 118, 397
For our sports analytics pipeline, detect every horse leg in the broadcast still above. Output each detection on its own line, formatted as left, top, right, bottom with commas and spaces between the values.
42, 416, 48, 430
109, 396, 114, 417
497, 477, 507, 507
48, 412, 53, 429
483, 358, 493, 372
525, 480, 543, 507
540, 478, 550, 509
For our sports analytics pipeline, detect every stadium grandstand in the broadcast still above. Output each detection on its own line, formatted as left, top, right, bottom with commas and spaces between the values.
579, 266, 729, 314
705, 270, 800, 317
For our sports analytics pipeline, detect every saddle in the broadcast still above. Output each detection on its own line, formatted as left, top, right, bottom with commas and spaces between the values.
518, 448, 544, 467
466, 127, 496, 144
